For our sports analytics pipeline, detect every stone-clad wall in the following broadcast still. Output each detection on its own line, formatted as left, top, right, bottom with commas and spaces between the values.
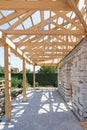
58, 37, 87, 121
58, 64, 71, 102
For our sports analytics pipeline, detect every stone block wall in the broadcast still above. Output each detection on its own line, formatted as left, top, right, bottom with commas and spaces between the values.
58, 64, 71, 102
58, 37, 87, 121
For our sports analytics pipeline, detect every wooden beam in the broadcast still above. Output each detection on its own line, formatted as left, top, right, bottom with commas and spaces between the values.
4, 44, 11, 120
2, 30, 86, 35
0, 31, 32, 64
0, 11, 27, 26
28, 49, 71, 55
35, 63, 59, 66
31, 57, 63, 61
23, 41, 76, 53
29, 53, 68, 57
80, 122, 87, 130
10, 11, 34, 29
67, 0, 87, 31
0, 1, 71, 11
23, 58, 26, 102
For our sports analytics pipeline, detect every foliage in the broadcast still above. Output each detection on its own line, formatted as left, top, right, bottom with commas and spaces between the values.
11, 78, 31, 88
0, 66, 4, 72
26, 69, 32, 73
21, 68, 32, 73
11, 78, 23, 88
38, 66, 58, 74
0, 77, 4, 81
53, 80, 58, 87
35, 82, 39, 87
11, 89, 23, 99
0, 73, 58, 87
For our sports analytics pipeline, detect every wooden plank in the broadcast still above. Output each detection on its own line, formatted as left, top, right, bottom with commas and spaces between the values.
67, 0, 87, 31
0, 1, 71, 11
80, 122, 87, 130
35, 62, 59, 66
10, 11, 34, 29
0, 31, 32, 64
0, 11, 27, 25
22, 41, 76, 52
2, 30, 86, 35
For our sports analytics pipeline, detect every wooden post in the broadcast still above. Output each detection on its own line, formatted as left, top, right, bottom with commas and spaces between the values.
4, 44, 11, 120
33, 65, 35, 88
80, 122, 87, 130
23, 58, 26, 102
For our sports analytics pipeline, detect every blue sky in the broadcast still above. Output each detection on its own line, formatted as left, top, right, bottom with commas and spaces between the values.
0, 10, 53, 71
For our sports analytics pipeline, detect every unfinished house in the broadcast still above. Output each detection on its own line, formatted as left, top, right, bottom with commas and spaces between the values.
0, 0, 87, 125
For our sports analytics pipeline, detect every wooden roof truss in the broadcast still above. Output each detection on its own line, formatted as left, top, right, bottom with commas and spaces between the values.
0, 0, 87, 66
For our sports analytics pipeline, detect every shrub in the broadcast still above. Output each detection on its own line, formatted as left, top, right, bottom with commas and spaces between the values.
26, 82, 31, 88
11, 78, 23, 88
11, 89, 23, 99
53, 80, 58, 87
11, 78, 31, 88
35, 82, 39, 87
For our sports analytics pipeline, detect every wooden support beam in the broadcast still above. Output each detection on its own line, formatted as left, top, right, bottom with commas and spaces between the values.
23, 58, 26, 102
0, 11, 27, 26
67, 0, 87, 32
36, 62, 59, 66
10, 11, 34, 29
4, 44, 11, 120
33, 65, 35, 88
0, 1, 71, 11
0, 31, 32, 64
80, 122, 87, 130
2, 30, 86, 35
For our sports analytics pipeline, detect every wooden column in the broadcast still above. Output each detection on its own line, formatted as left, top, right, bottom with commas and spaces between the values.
4, 44, 11, 120
23, 58, 26, 102
33, 65, 35, 88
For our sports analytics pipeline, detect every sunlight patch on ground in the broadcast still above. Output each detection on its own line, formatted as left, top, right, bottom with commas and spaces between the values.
41, 92, 49, 102
38, 104, 49, 114
58, 103, 68, 112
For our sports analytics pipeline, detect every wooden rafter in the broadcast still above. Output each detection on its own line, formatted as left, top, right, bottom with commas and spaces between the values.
0, 0, 86, 66
0, 31, 32, 64
67, 0, 87, 31
0, 10, 27, 25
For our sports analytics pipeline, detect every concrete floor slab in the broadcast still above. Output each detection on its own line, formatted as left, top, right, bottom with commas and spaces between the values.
0, 90, 83, 130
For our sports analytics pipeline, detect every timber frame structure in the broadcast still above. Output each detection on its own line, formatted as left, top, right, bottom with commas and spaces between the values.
0, 0, 87, 120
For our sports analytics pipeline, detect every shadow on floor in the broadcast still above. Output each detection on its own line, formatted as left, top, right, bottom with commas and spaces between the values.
0, 90, 83, 130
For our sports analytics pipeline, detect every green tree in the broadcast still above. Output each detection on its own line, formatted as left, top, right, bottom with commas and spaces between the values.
20, 68, 31, 73
26, 69, 31, 73
38, 66, 58, 73
0, 66, 4, 72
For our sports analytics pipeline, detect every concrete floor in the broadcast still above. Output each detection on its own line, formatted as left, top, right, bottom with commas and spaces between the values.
0, 90, 83, 130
